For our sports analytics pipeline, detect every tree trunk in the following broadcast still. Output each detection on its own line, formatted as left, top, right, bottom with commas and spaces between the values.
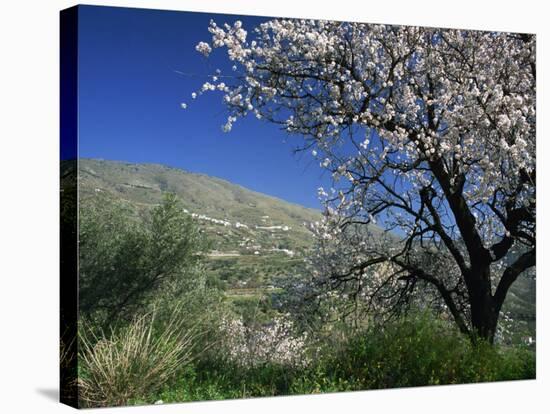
467, 267, 499, 344
470, 295, 499, 344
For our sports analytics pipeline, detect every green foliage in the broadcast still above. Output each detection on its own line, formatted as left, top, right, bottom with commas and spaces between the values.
152, 359, 301, 403
147, 273, 230, 361
294, 313, 535, 392
79, 193, 206, 327
498, 346, 536, 380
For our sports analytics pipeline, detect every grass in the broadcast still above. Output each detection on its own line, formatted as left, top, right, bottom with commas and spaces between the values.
78, 308, 200, 407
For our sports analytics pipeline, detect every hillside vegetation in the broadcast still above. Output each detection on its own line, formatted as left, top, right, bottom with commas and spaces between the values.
63, 159, 535, 408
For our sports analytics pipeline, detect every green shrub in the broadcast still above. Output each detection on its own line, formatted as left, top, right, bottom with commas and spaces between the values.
154, 360, 288, 403
496, 345, 536, 380
290, 312, 535, 393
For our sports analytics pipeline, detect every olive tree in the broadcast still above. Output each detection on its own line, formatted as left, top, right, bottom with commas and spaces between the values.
79, 193, 206, 328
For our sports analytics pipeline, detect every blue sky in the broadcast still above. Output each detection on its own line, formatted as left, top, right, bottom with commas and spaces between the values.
76, 5, 330, 209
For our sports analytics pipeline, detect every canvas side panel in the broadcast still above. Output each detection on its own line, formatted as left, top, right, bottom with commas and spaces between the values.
60, 5, 79, 408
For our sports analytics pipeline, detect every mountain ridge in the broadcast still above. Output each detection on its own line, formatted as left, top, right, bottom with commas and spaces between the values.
77, 157, 321, 214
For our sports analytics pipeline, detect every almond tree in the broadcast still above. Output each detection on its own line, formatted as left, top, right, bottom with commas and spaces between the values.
189, 19, 535, 343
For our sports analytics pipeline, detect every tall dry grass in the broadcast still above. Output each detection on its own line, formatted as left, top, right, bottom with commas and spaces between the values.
78, 307, 200, 407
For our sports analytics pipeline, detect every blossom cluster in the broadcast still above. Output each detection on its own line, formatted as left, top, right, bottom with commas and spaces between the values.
188, 19, 534, 226
219, 316, 309, 368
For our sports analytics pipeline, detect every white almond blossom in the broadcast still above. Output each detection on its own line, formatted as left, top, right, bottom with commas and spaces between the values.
219, 316, 309, 368
195, 41, 212, 57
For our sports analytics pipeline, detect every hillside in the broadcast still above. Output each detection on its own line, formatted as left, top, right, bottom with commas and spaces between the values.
71, 158, 325, 291
64, 158, 535, 340
78, 158, 321, 248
